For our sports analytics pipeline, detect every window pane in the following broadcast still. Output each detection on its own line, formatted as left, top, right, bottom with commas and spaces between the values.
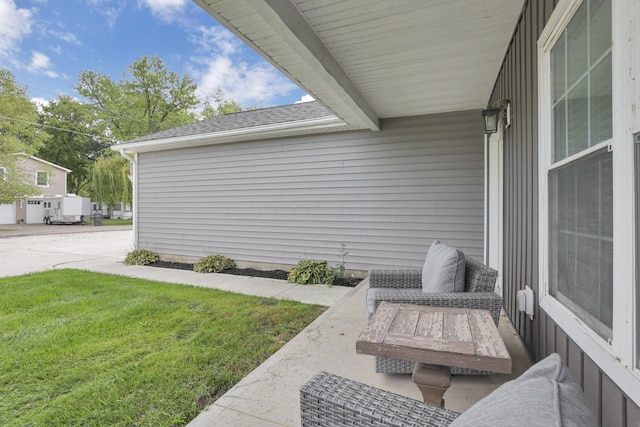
591, 53, 612, 145
552, 34, 566, 103
567, 78, 589, 156
566, 2, 588, 88
549, 148, 613, 340
553, 100, 567, 161
590, 0, 612, 63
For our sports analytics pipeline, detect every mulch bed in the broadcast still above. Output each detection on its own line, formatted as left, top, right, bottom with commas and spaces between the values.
148, 261, 361, 287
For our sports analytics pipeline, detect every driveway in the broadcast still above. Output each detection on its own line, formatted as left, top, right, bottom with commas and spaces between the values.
0, 227, 132, 278
0, 223, 130, 238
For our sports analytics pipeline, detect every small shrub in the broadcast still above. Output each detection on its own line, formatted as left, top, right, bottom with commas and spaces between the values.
194, 254, 236, 273
124, 249, 159, 266
337, 242, 349, 279
288, 259, 337, 285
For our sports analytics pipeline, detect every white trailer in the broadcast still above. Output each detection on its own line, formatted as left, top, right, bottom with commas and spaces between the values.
43, 195, 91, 224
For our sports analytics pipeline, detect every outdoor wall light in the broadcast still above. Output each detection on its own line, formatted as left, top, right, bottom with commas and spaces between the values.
482, 108, 501, 134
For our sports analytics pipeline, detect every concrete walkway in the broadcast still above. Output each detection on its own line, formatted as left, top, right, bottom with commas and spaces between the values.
0, 228, 533, 426
0, 228, 351, 306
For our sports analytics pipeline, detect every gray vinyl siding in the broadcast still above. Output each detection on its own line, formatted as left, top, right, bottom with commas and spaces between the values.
136, 109, 484, 272
491, 1, 640, 425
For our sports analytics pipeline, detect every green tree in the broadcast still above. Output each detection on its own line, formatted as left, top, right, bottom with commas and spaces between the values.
92, 154, 132, 213
0, 69, 50, 203
201, 89, 242, 119
76, 55, 199, 141
37, 96, 109, 196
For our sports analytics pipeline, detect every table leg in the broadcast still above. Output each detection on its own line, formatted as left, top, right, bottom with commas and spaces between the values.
412, 362, 451, 407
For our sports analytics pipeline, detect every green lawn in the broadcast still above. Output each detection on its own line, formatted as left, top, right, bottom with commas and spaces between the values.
90, 218, 133, 226
0, 270, 325, 426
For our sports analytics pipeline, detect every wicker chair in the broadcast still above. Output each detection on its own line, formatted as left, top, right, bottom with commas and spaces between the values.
301, 355, 599, 427
366, 257, 501, 375
300, 371, 460, 427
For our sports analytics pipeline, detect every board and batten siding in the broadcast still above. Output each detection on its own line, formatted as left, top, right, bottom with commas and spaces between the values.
136, 110, 484, 272
490, 1, 640, 425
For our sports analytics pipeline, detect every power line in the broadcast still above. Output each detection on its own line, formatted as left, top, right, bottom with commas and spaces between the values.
0, 113, 118, 143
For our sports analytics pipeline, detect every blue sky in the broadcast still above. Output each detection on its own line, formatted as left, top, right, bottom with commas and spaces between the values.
0, 0, 310, 109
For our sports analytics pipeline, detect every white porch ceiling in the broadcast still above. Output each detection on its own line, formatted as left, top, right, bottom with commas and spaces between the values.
194, 0, 525, 131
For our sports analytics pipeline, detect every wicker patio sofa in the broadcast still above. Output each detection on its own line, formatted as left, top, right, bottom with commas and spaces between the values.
366, 257, 502, 375
300, 354, 598, 427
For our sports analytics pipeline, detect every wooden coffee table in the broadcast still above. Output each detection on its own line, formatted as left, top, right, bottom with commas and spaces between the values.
356, 302, 511, 407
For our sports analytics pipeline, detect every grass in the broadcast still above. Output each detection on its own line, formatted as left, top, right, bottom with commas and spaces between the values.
90, 218, 132, 226
0, 270, 326, 426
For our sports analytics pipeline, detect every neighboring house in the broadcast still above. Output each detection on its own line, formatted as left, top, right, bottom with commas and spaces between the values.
0, 154, 71, 224
114, 1, 639, 424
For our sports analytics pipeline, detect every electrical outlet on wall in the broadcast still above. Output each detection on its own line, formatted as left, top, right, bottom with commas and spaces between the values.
516, 286, 535, 320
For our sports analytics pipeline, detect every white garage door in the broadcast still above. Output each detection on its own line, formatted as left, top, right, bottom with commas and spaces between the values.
0, 203, 14, 224
26, 200, 44, 224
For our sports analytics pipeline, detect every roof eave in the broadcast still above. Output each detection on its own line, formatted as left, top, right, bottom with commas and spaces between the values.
194, 0, 380, 131
14, 153, 72, 173
111, 115, 347, 154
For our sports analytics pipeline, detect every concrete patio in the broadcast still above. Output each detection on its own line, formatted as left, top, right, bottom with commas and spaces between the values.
188, 280, 533, 426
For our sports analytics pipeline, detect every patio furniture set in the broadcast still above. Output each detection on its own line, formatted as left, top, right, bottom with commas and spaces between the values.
299, 240, 600, 426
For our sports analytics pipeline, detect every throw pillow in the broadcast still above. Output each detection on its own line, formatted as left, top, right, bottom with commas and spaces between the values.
450, 353, 598, 427
422, 240, 465, 293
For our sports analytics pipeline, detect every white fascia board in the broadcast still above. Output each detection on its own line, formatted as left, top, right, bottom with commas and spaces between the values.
111, 115, 346, 154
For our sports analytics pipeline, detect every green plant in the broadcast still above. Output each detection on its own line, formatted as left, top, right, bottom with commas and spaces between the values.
288, 259, 337, 285
194, 254, 236, 273
337, 242, 349, 278
124, 249, 159, 265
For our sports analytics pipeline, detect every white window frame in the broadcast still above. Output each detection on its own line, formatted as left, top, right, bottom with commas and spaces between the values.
35, 170, 49, 187
538, 0, 640, 402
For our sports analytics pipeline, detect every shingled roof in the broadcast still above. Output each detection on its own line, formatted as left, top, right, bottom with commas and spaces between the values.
129, 101, 335, 143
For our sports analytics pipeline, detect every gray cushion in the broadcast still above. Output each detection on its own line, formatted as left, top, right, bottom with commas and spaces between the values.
422, 240, 465, 293
450, 353, 598, 427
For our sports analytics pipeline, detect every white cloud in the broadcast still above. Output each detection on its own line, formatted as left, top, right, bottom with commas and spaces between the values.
88, 0, 126, 28
194, 56, 298, 108
139, 0, 186, 23
31, 97, 50, 112
189, 25, 299, 108
47, 30, 80, 45
29, 51, 50, 69
27, 51, 59, 78
0, 0, 33, 58
191, 25, 238, 56
295, 94, 315, 103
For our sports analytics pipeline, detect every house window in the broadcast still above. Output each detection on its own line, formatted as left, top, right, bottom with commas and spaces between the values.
36, 171, 48, 187
547, 0, 612, 340
541, 0, 640, 398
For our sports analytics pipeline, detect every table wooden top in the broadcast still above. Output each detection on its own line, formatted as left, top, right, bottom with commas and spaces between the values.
356, 302, 511, 374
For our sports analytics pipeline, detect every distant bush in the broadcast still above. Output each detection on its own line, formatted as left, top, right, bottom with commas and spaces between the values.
124, 249, 159, 266
194, 255, 236, 273
287, 260, 337, 285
